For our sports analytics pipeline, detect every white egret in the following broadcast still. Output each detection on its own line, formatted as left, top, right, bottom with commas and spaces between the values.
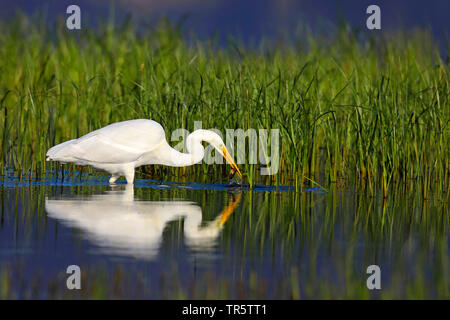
46, 119, 242, 184
46, 185, 241, 260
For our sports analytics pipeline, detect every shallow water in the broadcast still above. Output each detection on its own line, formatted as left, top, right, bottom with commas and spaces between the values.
0, 174, 448, 299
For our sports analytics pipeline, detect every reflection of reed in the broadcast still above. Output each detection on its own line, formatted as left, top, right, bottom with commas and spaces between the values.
1, 181, 447, 299
45, 185, 241, 260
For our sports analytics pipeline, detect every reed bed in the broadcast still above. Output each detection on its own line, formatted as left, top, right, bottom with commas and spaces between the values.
0, 14, 448, 195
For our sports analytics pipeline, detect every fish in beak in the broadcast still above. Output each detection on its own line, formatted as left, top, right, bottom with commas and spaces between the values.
221, 146, 243, 179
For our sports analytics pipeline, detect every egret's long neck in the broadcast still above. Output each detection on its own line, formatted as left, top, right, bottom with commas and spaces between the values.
154, 130, 207, 167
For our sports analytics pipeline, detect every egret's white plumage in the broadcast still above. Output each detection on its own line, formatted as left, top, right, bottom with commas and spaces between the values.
46, 119, 242, 184
45, 185, 241, 260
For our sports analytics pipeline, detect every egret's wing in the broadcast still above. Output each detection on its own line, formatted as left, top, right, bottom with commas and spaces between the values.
53, 120, 166, 164
70, 134, 146, 163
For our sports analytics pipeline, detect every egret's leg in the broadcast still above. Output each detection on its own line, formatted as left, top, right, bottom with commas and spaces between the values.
124, 168, 135, 184
109, 175, 119, 184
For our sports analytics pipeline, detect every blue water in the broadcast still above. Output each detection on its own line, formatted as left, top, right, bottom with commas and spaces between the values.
0, 173, 447, 299
0, 172, 326, 193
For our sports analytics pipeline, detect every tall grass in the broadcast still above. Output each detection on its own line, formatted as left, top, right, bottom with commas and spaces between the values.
0, 14, 448, 194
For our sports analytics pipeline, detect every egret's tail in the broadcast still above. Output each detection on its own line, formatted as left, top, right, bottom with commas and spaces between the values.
46, 139, 76, 161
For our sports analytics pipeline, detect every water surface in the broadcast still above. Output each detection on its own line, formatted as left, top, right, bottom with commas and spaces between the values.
0, 175, 448, 299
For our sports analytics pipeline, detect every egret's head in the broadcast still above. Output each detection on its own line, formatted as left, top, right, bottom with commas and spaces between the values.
201, 130, 242, 179
218, 144, 243, 179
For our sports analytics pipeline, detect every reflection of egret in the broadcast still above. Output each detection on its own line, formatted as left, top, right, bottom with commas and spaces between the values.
46, 119, 242, 184
45, 185, 241, 260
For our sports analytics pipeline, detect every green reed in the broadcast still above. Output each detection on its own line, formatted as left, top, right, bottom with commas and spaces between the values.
0, 14, 448, 194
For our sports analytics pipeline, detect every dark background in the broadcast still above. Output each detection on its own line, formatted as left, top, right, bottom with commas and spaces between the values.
1, 0, 448, 47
